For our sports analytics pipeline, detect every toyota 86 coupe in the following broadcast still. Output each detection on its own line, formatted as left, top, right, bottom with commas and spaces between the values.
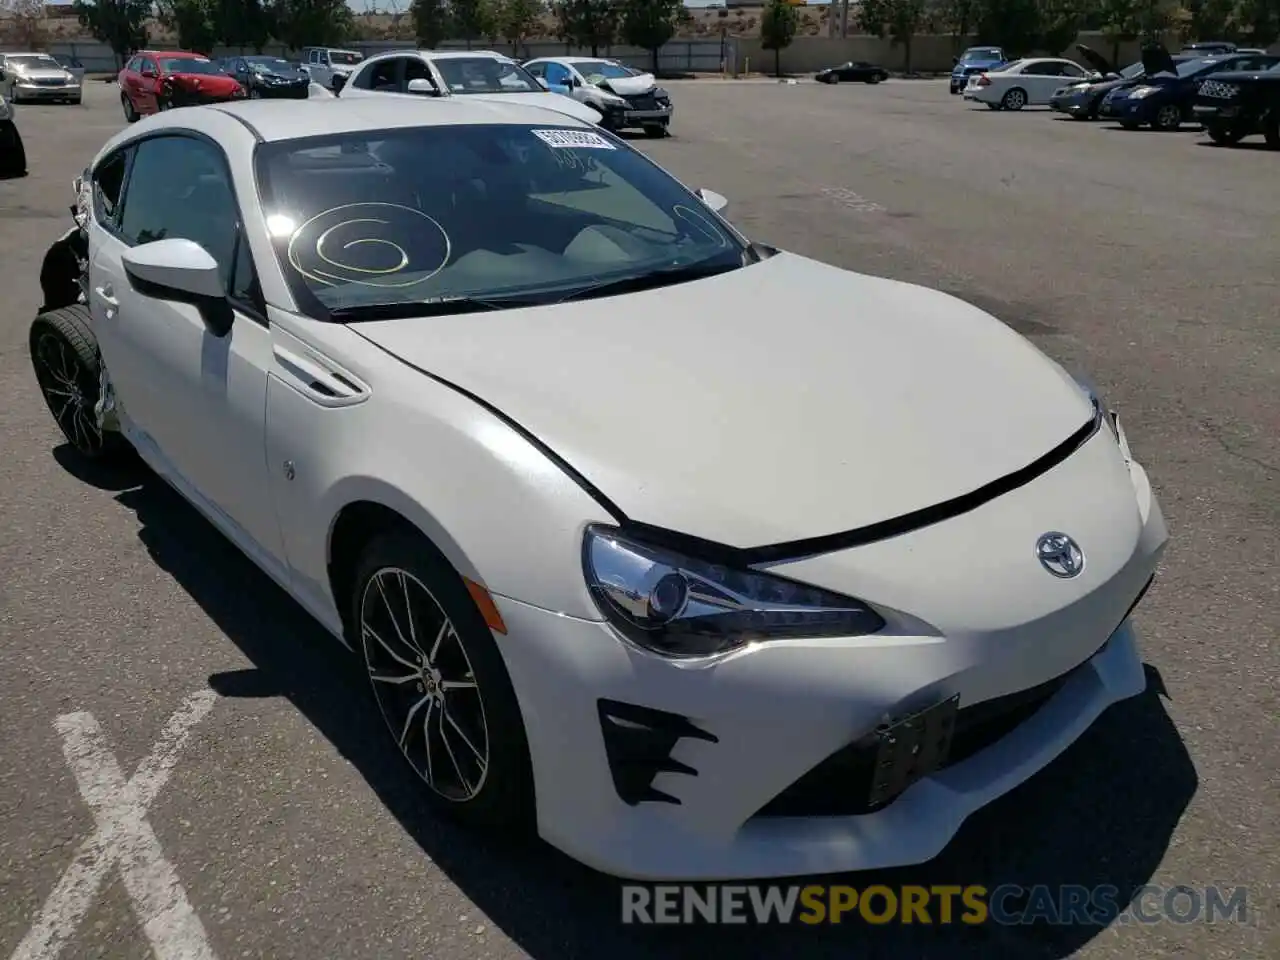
29, 97, 1167, 881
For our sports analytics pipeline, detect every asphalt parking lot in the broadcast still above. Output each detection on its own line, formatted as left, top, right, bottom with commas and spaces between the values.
1, 77, 1277, 960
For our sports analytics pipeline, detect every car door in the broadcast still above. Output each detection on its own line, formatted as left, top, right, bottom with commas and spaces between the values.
1018, 62, 1061, 103
87, 132, 285, 564
136, 57, 162, 113
233, 57, 251, 89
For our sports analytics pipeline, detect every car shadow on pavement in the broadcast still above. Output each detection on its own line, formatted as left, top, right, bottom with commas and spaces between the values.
65, 447, 1197, 960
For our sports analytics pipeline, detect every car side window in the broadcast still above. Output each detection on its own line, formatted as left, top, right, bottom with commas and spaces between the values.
116, 135, 240, 292
93, 149, 130, 225
365, 58, 402, 91
525, 62, 545, 78
1061, 62, 1086, 77
404, 57, 433, 88
546, 62, 569, 85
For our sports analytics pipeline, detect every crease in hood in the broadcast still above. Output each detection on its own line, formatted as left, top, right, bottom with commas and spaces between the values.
351, 253, 1095, 548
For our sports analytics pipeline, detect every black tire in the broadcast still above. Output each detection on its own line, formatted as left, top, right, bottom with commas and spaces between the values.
0, 120, 26, 178
643, 124, 667, 138
351, 530, 534, 833
1001, 87, 1027, 111
829, 75, 839, 85
1207, 122, 1244, 145
1152, 103, 1181, 131
1265, 118, 1280, 148
29, 305, 129, 461
121, 92, 138, 122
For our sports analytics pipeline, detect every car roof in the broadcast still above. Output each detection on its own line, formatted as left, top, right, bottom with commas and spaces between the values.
527, 56, 616, 65
208, 96, 594, 142
139, 50, 208, 59
418, 49, 514, 60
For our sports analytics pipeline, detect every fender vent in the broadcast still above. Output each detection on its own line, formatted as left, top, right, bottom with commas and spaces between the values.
597, 699, 718, 806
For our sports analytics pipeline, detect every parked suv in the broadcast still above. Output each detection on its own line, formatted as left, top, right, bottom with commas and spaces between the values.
1193, 60, 1280, 147
301, 47, 364, 90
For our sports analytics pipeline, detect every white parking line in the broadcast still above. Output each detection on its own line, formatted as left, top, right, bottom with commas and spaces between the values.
9, 689, 220, 960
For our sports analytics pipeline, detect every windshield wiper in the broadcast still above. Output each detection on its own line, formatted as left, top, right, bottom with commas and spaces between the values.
327, 295, 540, 322
555, 261, 744, 304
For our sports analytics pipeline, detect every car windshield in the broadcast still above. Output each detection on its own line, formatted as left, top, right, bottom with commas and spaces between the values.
10, 54, 60, 70
962, 48, 1002, 61
571, 61, 634, 81
330, 52, 363, 65
247, 57, 295, 72
433, 57, 541, 94
161, 58, 221, 75
255, 123, 747, 319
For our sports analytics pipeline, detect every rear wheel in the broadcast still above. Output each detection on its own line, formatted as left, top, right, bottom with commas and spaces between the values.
1001, 87, 1027, 111
29, 305, 128, 461
121, 92, 138, 122
643, 123, 667, 138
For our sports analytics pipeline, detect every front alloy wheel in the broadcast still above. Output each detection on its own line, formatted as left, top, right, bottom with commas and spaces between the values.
352, 532, 533, 830
29, 306, 124, 460
1153, 103, 1181, 131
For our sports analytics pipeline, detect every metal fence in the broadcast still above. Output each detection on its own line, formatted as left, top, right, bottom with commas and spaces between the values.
46, 38, 739, 76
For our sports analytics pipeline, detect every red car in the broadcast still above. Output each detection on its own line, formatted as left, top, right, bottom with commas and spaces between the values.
118, 51, 245, 121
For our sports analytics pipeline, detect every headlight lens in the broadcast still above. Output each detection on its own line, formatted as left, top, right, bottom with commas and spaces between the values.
583, 525, 885, 658
0, 98, 10, 121
1130, 86, 1157, 98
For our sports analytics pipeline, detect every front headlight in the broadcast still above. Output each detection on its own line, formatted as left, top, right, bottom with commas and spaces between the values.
595, 91, 627, 106
1129, 86, 1157, 98
0, 98, 10, 121
583, 525, 885, 658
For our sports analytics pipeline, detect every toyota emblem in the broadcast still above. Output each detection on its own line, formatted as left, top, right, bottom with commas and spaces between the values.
1036, 532, 1084, 579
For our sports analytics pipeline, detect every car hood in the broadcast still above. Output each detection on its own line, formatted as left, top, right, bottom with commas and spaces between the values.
466, 90, 601, 122
352, 252, 1094, 548
16, 67, 71, 81
597, 74, 656, 95
259, 69, 308, 81
953, 60, 1002, 73
1075, 43, 1112, 75
1200, 68, 1280, 82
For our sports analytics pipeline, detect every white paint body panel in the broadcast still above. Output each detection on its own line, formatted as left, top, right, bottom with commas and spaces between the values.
74, 99, 1169, 880
963, 58, 1091, 106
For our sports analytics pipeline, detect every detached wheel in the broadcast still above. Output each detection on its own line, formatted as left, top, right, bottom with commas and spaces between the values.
1001, 87, 1027, 111
29, 305, 127, 461
352, 530, 534, 832
121, 93, 138, 122
1152, 103, 1181, 131
1207, 122, 1244, 145
0, 120, 26, 177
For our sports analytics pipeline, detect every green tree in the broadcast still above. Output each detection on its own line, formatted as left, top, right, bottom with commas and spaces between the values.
411, 0, 451, 46
975, 0, 1040, 55
856, 0, 929, 73
214, 0, 272, 51
156, 0, 218, 53
936, 0, 979, 48
268, 0, 354, 49
72, 0, 150, 67
1037, 0, 1086, 53
553, 0, 616, 56
759, 0, 798, 77
1236, 0, 1280, 45
620, 0, 681, 75
495, 0, 544, 53
453, 0, 495, 47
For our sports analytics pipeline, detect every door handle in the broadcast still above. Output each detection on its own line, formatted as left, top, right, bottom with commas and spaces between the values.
95, 284, 118, 308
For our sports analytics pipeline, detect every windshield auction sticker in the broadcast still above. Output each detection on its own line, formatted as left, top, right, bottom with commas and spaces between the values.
532, 129, 616, 149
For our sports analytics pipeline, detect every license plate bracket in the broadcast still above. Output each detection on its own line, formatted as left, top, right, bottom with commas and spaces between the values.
866, 695, 960, 808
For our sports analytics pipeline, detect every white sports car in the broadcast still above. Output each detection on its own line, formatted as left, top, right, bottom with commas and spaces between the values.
30, 97, 1167, 881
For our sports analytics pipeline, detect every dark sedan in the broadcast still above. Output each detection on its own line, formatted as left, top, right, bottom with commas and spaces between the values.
816, 61, 889, 84
1049, 44, 1195, 120
224, 55, 310, 99
1099, 47, 1280, 130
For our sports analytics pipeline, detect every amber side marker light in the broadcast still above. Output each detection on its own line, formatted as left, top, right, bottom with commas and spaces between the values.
464, 577, 508, 634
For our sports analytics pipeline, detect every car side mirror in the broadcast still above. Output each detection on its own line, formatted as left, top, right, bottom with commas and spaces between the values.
407, 78, 440, 96
121, 239, 233, 337
697, 188, 729, 213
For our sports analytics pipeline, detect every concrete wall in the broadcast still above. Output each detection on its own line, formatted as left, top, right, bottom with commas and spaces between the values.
46, 37, 740, 76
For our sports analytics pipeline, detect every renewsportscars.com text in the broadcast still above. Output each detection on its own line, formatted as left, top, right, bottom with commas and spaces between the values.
621, 884, 1250, 926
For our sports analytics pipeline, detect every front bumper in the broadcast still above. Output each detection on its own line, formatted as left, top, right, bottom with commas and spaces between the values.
164, 86, 245, 107
1051, 93, 1092, 115
13, 81, 79, 101
1098, 96, 1152, 122
599, 100, 673, 129
494, 429, 1168, 880
1192, 101, 1250, 124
